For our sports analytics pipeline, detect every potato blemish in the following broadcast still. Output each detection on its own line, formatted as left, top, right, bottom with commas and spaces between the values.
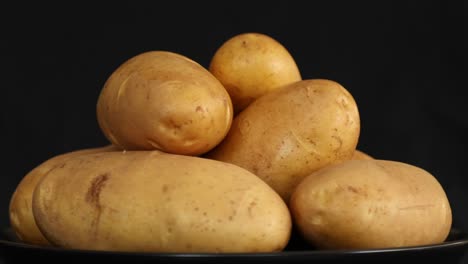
85, 173, 109, 233
86, 173, 109, 207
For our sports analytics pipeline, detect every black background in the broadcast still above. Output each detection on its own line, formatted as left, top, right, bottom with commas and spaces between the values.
1, 0, 466, 257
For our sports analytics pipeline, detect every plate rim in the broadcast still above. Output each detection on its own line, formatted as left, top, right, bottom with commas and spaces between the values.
1, 227, 468, 257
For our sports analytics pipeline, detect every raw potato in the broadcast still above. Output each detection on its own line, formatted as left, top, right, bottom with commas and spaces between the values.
33, 151, 291, 252
290, 159, 452, 249
207, 79, 360, 201
97, 51, 233, 156
9, 145, 118, 245
209, 33, 301, 114
352, 150, 373, 160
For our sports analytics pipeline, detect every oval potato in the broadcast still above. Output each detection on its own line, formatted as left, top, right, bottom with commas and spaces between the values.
290, 159, 452, 249
9, 145, 118, 245
209, 33, 301, 113
97, 51, 233, 156
33, 151, 291, 252
207, 79, 360, 201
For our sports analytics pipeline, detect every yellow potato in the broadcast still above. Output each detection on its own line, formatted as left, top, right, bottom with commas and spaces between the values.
209, 33, 301, 114
352, 149, 373, 160
290, 159, 452, 249
33, 151, 291, 252
97, 51, 233, 156
207, 79, 360, 201
9, 145, 118, 245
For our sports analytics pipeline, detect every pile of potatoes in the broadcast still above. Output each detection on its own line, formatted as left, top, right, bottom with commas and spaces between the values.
9, 33, 452, 253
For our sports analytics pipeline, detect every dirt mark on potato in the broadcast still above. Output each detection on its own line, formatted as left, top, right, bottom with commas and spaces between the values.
248, 201, 257, 218
86, 173, 109, 236
86, 173, 109, 207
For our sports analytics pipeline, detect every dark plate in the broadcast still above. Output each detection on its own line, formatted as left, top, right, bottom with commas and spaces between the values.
1, 227, 468, 264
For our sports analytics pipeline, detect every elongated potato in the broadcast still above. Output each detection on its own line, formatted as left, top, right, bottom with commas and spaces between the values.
33, 151, 291, 252
209, 33, 302, 113
207, 79, 360, 201
97, 51, 233, 156
290, 159, 452, 249
9, 145, 118, 245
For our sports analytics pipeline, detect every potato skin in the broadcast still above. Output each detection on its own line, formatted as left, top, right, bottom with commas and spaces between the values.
33, 151, 291, 253
209, 33, 301, 114
97, 51, 233, 156
9, 145, 118, 245
207, 79, 360, 201
351, 150, 373, 160
290, 159, 452, 249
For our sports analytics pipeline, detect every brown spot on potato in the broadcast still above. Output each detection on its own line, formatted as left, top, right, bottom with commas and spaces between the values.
340, 98, 348, 108
347, 186, 359, 194
86, 173, 109, 208
345, 185, 369, 198
168, 118, 182, 130
162, 184, 169, 193
85, 173, 109, 236
196, 106, 204, 113
331, 135, 343, 151
306, 138, 317, 146
248, 201, 257, 217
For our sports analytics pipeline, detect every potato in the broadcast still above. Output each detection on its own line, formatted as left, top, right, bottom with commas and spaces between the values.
290, 159, 452, 249
207, 79, 360, 201
352, 149, 373, 160
9, 145, 118, 245
209, 33, 301, 114
32, 151, 291, 252
97, 51, 233, 156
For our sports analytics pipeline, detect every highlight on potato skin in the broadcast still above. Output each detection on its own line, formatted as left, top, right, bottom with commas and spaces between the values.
290, 159, 452, 250
209, 32, 302, 114
97, 51, 233, 156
